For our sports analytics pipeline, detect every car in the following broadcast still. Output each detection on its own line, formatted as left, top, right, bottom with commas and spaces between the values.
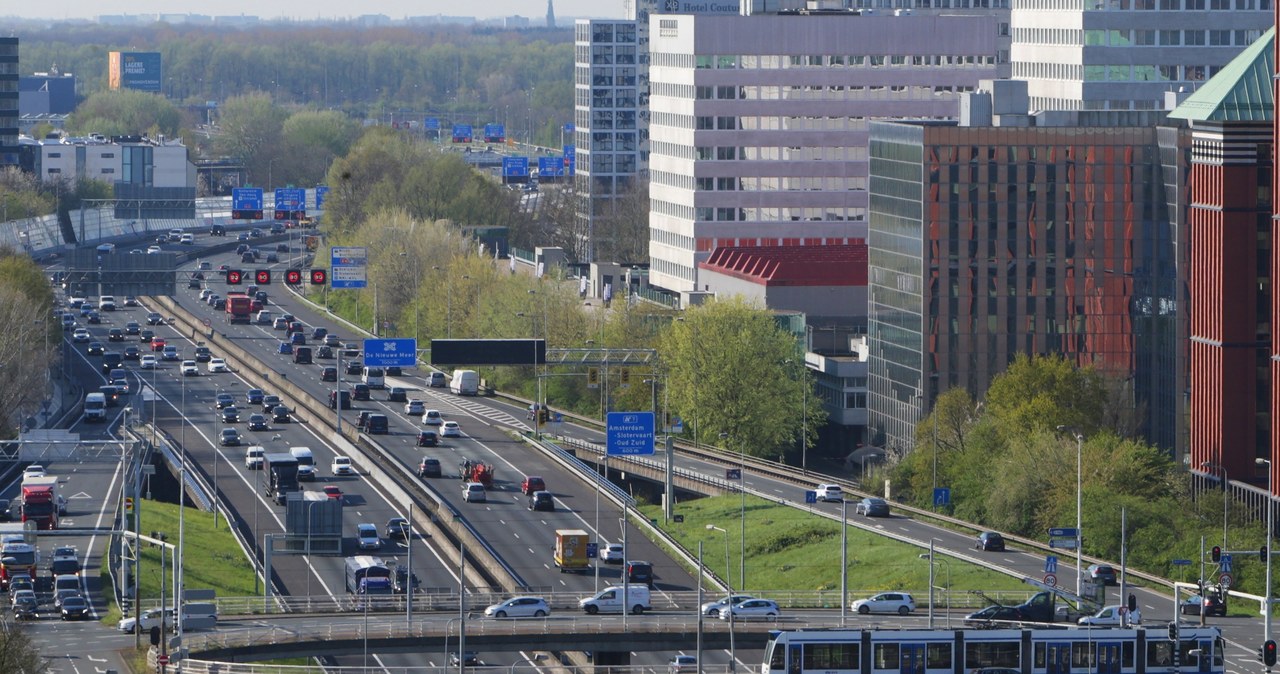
427, 372, 447, 388
463, 482, 487, 502
599, 543, 624, 564
528, 491, 554, 511
332, 456, 355, 475
12, 589, 38, 618
521, 476, 546, 495
317, 345, 333, 359
277, 341, 293, 355
484, 596, 550, 619
701, 594, 754, 617
277, 243, 290, 253
87, 341, 104, 356
200, 288, 214, 301
265, 252, 279, 263
412, 458, 442, 480
194, 346, 212, 362
206, 293, 220, 306
86, 310, 102, 324
162, 345, 179, 361
855, 497, 890, 517
219, 428, 241, 446
215, 393, 235, 409
261, 395, 282, 412
122, 346, 140, 361
964, 605, 1025, 627
181, 360, 199, 376
8, 575, 33, 594
147, 245, 163, 254
247, 414, 268, 431
850, 592, 916, 615
669, 656, 698, 674
140, 329, 155, 343
124, 295, 139, 307
311, 327, 328, 339
272, 405, 291, 423
108, 328, 125, 342
356, 523, 381, 550
449, 652, 480, 667
124, 321, 141, 335
346, 361, 364, 375
246, 388, 264, 405
1078, 604, 1140, 626
146, 312, 164, 325
815, 484, 844, 502
385, 516, 413, 541
139, 354, 160, 369
1181, 592, 1227, 616
324, 334, 341, 347
323, 485, 343, 500
976, 531, 1006, 552
404, 400, 426, 416
60, 595, 90, 621
151, 338, 167, 352
421, 410, 443, 426
72, 327, 91, 342
721, 598, 779, 621
321, 367, 337, 382
273, 317, 289, 330
112, 377, 130, 393
54, 587, 79, 609
417, 431, 439, 448
22, 465, 45, 480
188, 277, 202, 289
441, 421, 462, 437
208, 358, 228, 373
288, 321, 305, 334
236, 243, 250, 254
350, 383, 370, 400
1087, 564, 1118, 586
212, 298, 226, 310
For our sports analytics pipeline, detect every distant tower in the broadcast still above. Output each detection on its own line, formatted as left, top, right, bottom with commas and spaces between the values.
546, 0, 556, 28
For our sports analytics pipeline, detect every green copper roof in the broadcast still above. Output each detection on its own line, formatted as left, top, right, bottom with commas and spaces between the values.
1169, 27, 1274, 122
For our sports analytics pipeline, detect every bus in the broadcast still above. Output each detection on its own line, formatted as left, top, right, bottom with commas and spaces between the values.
761, 626, 1225, 674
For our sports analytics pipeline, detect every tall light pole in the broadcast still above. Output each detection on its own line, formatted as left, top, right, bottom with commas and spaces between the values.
1201, 461, 1229, 552
1057, 425, 1084, 596
720, 431, 746, 590
918, 546, 952, 629
1258, 457, 1274, 652
706, 524, 735, 674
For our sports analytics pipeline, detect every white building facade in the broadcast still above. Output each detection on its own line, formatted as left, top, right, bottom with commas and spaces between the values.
646, 10, 1008, 295
38, 135, 192, 188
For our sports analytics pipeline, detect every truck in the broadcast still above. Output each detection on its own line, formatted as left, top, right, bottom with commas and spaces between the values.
554, 529, 591, 574
225, 292, 252, 324
344, 555, 391, 594
263, 453, 300, 505
20, 477, 60, 529
0, 541, 37, 590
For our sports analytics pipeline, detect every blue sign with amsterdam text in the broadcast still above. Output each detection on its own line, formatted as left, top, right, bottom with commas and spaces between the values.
362, 338, 418, 367
232, 188, 263, 211
606, 411, 655, 456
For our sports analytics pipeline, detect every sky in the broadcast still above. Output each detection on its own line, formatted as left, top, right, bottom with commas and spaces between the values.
3, 0, 625, 21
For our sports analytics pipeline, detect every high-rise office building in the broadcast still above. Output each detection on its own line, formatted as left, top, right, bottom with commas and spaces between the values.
0, 38, 18, 168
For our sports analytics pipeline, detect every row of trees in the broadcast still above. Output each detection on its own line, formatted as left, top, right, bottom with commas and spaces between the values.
0, 248, 57, 438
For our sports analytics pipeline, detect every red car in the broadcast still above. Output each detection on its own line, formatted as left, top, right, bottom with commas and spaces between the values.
323, 485, 343, 500
521, 476, 546, 496
150, 338, 167, 352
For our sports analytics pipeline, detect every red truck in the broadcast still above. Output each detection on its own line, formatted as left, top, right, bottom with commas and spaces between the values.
226, 292, 252, 324
20, 479, 58, 530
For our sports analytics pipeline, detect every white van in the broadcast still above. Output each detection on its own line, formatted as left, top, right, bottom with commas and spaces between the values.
244, 446, 265, 469
179, 233, 195, 244
98, 295, 116, 311
290, 447, 316, 481
84, 393, 107, 421
579, 584, 650, 615
362, 366, 385, 389
450, 369, 479, 396
168, 228, 184, 242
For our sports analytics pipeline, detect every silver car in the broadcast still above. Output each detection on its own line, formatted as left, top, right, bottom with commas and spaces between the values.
484, 596, 550, 619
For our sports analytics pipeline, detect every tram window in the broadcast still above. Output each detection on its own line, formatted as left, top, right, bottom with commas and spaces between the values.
1072, 642, 1092, 668
874, 644, 900, 669
1147, 642, 1175, 667
966, 642, 1020, 669
927, 644, 952, 669
1034, 644, 1044, 668
803, 644, 858, 670
1214, 639, 1225, 667
1123, 642, 1135, 667
768, 645, 785, 672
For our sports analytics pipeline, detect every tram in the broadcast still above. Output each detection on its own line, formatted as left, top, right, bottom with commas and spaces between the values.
761, 626, 1224, 674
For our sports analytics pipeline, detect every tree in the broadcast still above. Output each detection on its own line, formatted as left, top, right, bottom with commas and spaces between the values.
0, 621, 49, 673
66, 89, 183, 138
279, 111, 361, 188
0, 252, 55, 436
659, 298, 809, 458
982, 353, 1108, 440
213, 93, 287, 186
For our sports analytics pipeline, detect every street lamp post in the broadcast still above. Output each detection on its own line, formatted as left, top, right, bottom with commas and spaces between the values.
1057, 425, 1084, 596
213, 383, 238, 529
1201, 461, 1229, 553
918, 546, 952, 629
707, 524, 735, 674
1258, 457, 1274, 654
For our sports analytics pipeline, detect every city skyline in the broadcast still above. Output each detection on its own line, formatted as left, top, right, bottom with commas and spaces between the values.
0, 0, 621, 22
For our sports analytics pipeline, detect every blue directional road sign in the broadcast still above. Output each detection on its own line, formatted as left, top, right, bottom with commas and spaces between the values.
362, 338, 418, 368
426, 117, 440, 131
933, 487, 951, 507
330, 246, 368, 289
502, 156, 530, 179
538, 156, 565, 177
1219, 554, 1232, 573
586, 542, 598, 558
275, 187, 305, 210
232, 188, 263, 214
315, 186, 330, 210
1044, 555, 1058, 574
606, 411, 655, 456
452, 124, 473, 143
805, 490, 817, 504
484, 123, 506, 142
1048, 527, 1079, 537
1172, 559, 1192, 566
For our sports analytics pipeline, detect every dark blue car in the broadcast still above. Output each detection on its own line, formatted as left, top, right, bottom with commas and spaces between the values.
277, 341, 293, 355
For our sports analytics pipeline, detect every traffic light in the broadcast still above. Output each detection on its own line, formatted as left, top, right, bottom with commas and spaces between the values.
1212, 545, 1222, 562
1127, 593, 1137, 613
226, 270, 243, 285
1168, 622, 1179, 642
587, 367, 599, 387
309, 269, 328, 286
285, 269, 302, 285
1265, 640, 1277, 666
539, 409, 550, 425
620, 368, 630, 385
255, 270, 271, 285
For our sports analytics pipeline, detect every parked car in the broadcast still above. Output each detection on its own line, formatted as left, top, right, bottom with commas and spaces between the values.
976, 531, 1006, 552
850, 592, 916, 615
855, 497, 890, 517
1087, 564, 1118, 586
484, 596, 550, 619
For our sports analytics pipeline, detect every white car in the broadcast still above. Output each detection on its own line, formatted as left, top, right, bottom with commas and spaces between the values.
721, 598, 780, 621
117, 607, 177, 633
815, 484, 844, 502
599, 543, 624, 564
207, 358, 228, 373
850, 592, 916, 615
72, 328, 91, 342
180, 233, 195, 244
139, 355, 158, 369
180, 360, 199, 376
701, 594, 754, 617
484, 596, 550, 619
404, 400, 425, 416
421, 409, 443, 426
441, 420, 462, 437
356, 523, 381, 550
463, 482, 486, 502
1078, 605, 1139, 626
22, 465, 45, 480
147, 245, 162, 254
331, 456, 355, 475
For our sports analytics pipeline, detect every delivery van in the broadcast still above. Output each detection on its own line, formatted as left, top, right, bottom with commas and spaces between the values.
84, 393, 107, 421
450, 370, 479, 396
578, 584, 651, 615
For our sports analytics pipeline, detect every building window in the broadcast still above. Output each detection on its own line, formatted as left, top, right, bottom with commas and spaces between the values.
48, 152, 61, 158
